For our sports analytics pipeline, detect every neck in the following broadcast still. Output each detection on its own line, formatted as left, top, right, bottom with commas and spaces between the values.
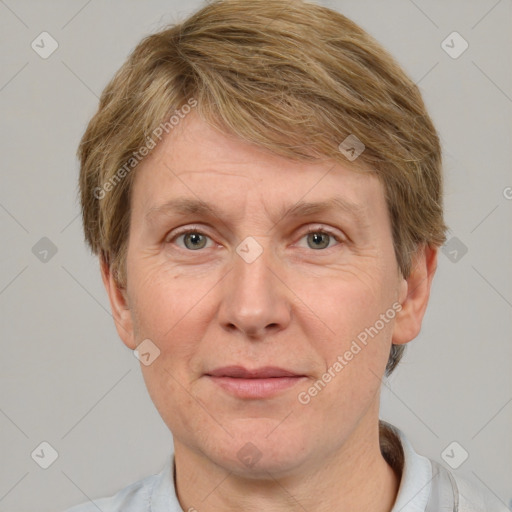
174, 414, 400, 512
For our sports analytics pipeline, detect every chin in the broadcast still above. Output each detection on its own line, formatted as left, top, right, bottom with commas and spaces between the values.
204, 417, 313, 478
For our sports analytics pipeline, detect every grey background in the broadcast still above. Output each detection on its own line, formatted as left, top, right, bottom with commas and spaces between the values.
0, 0, 511, 510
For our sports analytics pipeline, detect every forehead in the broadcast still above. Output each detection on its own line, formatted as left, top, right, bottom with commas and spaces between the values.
131, 112, 386, 222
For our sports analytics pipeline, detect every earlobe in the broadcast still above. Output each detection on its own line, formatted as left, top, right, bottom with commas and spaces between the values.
100, 255, 137, 350
392, 245, 438, 345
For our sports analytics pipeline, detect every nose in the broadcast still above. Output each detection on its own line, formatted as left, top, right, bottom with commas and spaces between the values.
217, 242, 292, 340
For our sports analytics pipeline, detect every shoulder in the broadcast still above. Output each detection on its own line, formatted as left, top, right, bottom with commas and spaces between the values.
381, 422, 508, 512
62, 472, 158, 512
452, 472, 510, 512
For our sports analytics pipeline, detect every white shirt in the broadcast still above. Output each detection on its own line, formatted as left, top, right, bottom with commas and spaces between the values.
63, 423, 508, 512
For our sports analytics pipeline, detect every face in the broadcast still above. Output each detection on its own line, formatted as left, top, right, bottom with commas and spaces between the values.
104, 112, 434, 477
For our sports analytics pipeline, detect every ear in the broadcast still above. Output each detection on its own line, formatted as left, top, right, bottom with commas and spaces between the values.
392, 244, 438, 345
100, 255, 137, 350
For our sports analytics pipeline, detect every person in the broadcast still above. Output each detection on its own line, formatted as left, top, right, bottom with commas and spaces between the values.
65, 0, 507, 510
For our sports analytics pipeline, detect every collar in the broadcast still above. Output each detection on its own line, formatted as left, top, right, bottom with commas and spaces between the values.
381, 421, 434, 511
150, 422, 449, 512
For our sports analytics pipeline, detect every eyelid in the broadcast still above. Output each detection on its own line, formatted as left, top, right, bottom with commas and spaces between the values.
165, 224, 346, 248
295, 225, 346, 249
300, 224, 345, 241
165, 225, 214, 245
166, 224, 205, 239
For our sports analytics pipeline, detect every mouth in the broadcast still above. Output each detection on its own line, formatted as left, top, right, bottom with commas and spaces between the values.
205, 366, 307, 399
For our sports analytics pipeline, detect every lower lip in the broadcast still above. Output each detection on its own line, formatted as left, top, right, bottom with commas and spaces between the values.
207, 376, 305, 399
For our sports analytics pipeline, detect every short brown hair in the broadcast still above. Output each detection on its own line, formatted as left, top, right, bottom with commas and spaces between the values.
78, 0, 447, 375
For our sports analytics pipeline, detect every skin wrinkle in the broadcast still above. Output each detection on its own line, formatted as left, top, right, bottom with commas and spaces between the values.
144, 194, 371, 233
101, 112, 438, 512
140, 188, 376, 278
74, 3, 449, 506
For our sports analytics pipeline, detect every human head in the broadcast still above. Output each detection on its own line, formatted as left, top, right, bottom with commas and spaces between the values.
78, 0, 446, 377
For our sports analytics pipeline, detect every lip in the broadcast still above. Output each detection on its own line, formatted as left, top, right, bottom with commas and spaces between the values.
205, 366, 306, 399
207, 366, 302, 379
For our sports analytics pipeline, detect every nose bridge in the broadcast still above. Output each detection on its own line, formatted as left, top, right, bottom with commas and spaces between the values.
218, 238, 291, 337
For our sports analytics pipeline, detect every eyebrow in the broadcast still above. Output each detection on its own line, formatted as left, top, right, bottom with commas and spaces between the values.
145, 196, 367, 227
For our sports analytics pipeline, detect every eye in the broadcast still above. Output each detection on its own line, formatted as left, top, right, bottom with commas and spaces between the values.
167, 226, 343, 252
169, 229, 214, 251
297, 228, 342, 250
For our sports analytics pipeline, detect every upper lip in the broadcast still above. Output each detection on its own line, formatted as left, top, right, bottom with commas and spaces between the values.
206, 366, 304, 378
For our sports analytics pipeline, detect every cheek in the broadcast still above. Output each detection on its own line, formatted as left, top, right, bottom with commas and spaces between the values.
130, 268, 211, 417
128, 259, 216, 344
292, 266, 397, 351
290, 271, 398, 419
140, 361, 206, 438
295, 280, 395, 427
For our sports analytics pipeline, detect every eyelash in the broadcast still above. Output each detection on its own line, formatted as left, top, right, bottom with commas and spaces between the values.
167, 225, 344, 251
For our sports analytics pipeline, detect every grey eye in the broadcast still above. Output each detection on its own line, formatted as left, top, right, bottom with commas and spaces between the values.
183, 232, 208, 250
306, 232, 331, 250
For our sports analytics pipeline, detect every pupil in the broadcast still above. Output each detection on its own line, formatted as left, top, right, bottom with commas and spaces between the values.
309, 232, 329, 249
186, 233, 205, 249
